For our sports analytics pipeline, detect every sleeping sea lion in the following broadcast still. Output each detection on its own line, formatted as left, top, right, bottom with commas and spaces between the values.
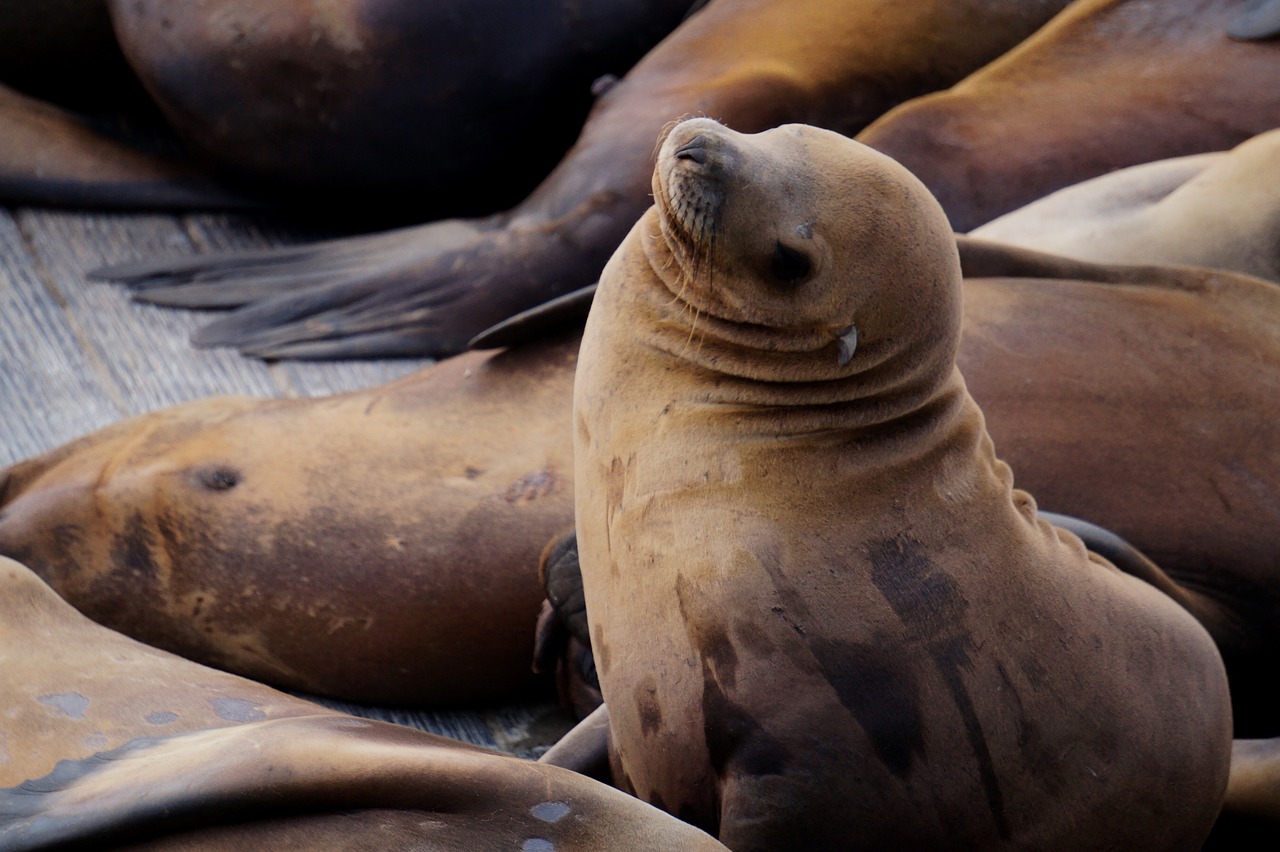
98, 0, 700, 215
0, 554, 727, 851
92, 0, 1073, 359
572, 116, 1230, 848
0, 333, 579, 706
857, 0, 1280, 231
967, 128, 1280, 282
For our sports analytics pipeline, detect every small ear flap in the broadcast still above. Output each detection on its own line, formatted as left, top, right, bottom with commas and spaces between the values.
1228, 0, 1280, 41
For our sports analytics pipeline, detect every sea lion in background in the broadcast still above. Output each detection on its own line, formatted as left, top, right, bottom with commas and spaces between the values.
0, 555, 728, 851
93, 0, 1073, 359
967, 128, 1280, 282
98, 0, 700, 217
572, 117, 1231, 848
0, 0, 699, 214
858, 0, 1280, 231
0, 333, 579, 707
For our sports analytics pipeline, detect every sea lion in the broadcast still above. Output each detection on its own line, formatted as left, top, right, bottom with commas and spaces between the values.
857, 0, 1280, 231
0, 554, 728, 851
967, 128, 1280, 282
0, 333, 579, 706
92, 0, 1073, 359
572, 117, 1230, 847
97, 0, 700, 216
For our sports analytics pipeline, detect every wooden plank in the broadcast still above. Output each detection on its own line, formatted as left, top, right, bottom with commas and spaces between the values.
0, 208, 123, 465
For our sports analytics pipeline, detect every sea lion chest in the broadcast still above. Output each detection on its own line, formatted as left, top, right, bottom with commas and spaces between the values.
573, 234, 1230, 852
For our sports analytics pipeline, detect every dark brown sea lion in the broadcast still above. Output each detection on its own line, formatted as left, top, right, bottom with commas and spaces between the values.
967, 128, 1280, 282
0, 333, 579, 706
0, 554, 728, 851
99, 0, 700, 215
857, 0, 1280, 231
571, 116, 1230, 848
93, 0, 1073, 359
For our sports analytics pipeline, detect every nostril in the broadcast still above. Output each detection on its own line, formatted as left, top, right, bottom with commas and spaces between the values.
675, 135, 709, 164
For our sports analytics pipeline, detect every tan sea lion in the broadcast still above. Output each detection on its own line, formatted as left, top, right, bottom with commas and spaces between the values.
968, 129, 1280, 282
857, 0, 1280, 231
572, 117, 1231, 847
0, 554, 728, 851
93, 0, 1073, 359
0, 333, 579, 706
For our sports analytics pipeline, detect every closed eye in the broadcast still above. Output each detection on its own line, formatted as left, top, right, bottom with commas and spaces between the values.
772, 241, 812, 283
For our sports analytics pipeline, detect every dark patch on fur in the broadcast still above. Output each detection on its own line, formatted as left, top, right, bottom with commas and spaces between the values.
635, 677, 664, 737
209, 697, 265, 723
109, 512, 159, 583
808, 636, 924, 780
700, 666, 790, 780
733, 620, 776, 658
868, 536, 1011, 841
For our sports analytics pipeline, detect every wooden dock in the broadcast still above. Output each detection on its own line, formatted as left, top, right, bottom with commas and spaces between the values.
1, 202, 573, 756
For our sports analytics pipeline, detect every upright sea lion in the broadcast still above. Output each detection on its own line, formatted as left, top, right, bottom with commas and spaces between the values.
967, 128, 1280, 282
0, 333, 579, 706
0, 554, 728, 851
572, 117, 1230, 847
858, 0, 1280, 231
93, 0, 1073, 359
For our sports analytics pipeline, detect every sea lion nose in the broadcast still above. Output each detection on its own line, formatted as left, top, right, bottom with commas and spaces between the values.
675, 135, 711, 165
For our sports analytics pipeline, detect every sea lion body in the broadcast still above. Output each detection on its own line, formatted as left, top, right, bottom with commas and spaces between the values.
0, 554, 728, 851
859, 0, 1280, 231
101, 0, 700, 212
573, 119, 1230, 847
0, 335, 579, 705
969, 129, 1280, 283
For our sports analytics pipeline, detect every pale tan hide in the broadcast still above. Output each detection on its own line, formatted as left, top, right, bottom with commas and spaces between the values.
0, 554, 727, 851
970, 129, 1280, 283
0, 334, 578, 705
573, 118, 1231, 849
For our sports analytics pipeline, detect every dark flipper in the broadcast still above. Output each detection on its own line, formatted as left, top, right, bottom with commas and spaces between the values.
471, 284, 598, 350
538, 703, 613, 784
93, 191, 630, 360
532, 528, 603, 719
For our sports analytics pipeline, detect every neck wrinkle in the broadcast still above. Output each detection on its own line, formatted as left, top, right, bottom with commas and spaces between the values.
636, 214, 960, 437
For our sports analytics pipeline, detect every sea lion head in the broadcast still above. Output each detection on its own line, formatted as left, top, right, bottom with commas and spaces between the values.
641, 117, 961, 388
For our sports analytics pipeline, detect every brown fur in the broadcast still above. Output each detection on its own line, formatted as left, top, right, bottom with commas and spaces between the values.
859, 0, 1280, 231
0, 554, 727, 851
0, 335, 579, 706
573, 118, 1231, 849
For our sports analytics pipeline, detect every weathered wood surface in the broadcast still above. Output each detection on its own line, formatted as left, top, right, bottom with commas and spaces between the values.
0, 203, 571, 755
